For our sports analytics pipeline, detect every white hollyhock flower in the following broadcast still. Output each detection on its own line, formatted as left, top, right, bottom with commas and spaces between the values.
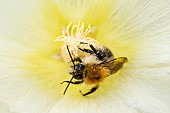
0, 0, 170, 113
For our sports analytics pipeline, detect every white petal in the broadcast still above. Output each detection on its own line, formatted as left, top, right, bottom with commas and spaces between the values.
0, 0, 63, 113
0, 102, 14, 113
0, 0, 170, 113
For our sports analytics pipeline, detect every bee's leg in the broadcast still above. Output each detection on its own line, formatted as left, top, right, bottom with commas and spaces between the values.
88, 44, 103, 60
80, 85, 98, 96
60, 80, 83, 84
79, 45, 102, 59
79, 42, 103, 60
78, 47, 94, 54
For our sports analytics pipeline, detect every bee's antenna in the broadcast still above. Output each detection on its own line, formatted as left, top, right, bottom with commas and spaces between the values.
63, 45, 76, 95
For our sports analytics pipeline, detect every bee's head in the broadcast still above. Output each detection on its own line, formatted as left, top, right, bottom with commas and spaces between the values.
69, 63, 85, 80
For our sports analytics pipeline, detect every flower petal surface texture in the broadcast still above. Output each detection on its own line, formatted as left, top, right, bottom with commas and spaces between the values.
0, 0, 170, 113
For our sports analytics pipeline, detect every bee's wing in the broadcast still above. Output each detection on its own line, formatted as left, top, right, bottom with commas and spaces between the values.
100, 57, 128, 75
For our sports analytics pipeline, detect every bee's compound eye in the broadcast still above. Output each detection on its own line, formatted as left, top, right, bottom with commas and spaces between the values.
76, 64, 85, 71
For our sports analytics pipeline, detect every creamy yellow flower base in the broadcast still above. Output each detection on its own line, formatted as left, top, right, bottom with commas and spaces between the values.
24, 0, 140, 99
0, 0, 170, 113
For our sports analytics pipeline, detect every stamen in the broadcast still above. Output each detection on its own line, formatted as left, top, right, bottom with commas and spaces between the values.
71, 24, 77, 37
82, 24, 91, 39
79, 22, 84, 35
55, 21, 100, 59
66, 21, 72, 37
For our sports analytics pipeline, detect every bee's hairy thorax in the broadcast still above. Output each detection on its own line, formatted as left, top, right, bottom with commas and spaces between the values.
83, 63, 110, 85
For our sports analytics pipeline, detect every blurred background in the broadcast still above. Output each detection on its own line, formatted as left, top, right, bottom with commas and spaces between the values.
0, 102, 15, 113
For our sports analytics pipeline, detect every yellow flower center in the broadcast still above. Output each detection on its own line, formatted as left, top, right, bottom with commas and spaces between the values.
23, 19, 140, 99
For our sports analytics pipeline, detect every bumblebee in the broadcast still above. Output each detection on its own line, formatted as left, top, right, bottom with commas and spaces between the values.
61, 43, 128, 96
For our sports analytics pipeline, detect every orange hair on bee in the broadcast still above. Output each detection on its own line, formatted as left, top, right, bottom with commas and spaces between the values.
84, 64, 110, 85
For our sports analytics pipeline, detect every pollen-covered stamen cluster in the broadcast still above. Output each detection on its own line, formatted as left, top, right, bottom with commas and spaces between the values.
55, 21, 99, 57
